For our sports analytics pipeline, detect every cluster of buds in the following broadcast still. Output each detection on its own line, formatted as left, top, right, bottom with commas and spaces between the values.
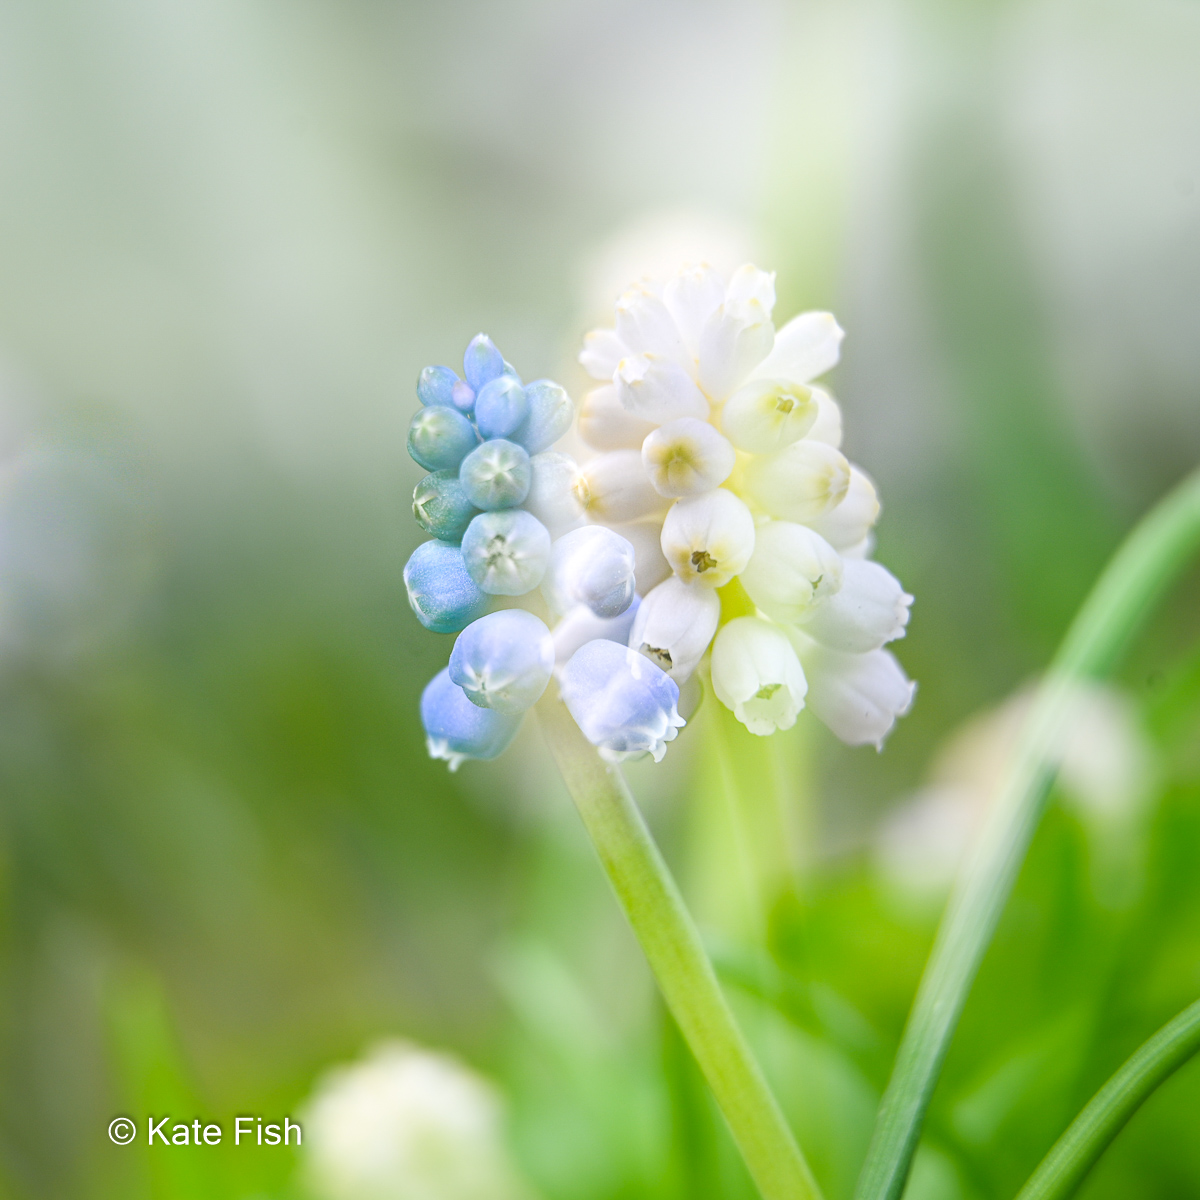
404, 264, 915, 770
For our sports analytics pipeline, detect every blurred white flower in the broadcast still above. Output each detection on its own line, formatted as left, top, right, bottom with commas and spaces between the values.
303, 1040, 534, 1200
875, 681, 1155, 903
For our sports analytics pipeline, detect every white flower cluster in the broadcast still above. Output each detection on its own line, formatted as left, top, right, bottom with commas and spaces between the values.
302, 1040, 532, 1200
570, 263, 915, 747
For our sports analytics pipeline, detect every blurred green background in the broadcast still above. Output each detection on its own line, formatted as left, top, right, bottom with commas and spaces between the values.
0, 1, 1197, 1197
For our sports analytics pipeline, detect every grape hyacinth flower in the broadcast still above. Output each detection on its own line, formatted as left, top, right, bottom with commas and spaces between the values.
404, 272, 914, 771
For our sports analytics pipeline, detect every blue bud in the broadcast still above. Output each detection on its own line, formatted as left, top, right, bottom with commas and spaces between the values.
449, 610, 554, 714
408, 406, 479, 472
421, 668, 522, 770
461, 509, 551, 595
474, 376, 530, 440
459, 439, 532, 511
544, 525, 636, 618
413, 470, 479, 542
417, 365, 460, 408
463, 334, 506, 392
403, 539, 489, 632
559, 639, 685, 763
511, 379, 574, 454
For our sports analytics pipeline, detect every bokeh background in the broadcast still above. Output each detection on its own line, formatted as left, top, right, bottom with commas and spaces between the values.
0, 1, 1198, 1197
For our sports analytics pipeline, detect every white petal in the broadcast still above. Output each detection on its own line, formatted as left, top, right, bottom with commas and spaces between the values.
663, 263, 726, 354
660, 488, 756, 588
696, 300, 775, 402
711, 617, 807, 736
642, 418, 736, 497
579, 329, 627, 380
805, 467, 880, 550
616, 354, 709, 423
739, 521, 843, 621
743, 440, 852, 522
719, 377, 818, 454
795, 635, 914, 748
577, 450, 669, 523
629, 576, 720, 682
614, 285, 691, 366
578, 385, 658, 451
751, 312, 843, 385
798, 558, 911, 652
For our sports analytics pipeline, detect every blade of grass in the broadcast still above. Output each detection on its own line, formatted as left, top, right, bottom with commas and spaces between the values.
1015, 997, 1200, 1200
855, 467, 1200, 1200
537, 692, 823, 1200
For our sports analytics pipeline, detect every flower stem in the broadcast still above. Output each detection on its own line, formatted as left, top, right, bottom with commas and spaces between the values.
854, 467, 1200, 1200
536, 692, 823, 1200
1014, 997, 1200, 1200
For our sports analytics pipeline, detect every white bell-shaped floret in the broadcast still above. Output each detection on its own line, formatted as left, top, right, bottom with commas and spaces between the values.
552, 598, 641, 666
798, 558, 911, 652
614, 285, 691, 367
697, 266, 777, 401
743, 440, 851, 522
642, 418, 736, 498
616, 354, 709, 423
448, 610, 555, 714
660, 488, 756, 588
805, 387, 843, 447
739, 521, 843, 621
543, 525, 637, 618
749, 311, 843, 386
720, 378, 819, 454
629, 577, 720, 682
579, 328, 626, 381
805, 467, 880, 550
711, 617, 807, 735
792, 631, 914, 748
523, 451, 585, 535
560, 639, 685, 763
578, 385, 658, 451
577, 450, 669, 523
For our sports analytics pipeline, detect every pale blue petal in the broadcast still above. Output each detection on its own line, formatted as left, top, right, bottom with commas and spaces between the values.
421, 668, 522, 770
449, 610, 554, 714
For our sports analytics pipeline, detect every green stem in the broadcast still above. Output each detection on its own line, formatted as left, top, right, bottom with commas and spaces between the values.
855, 467, 1200, 1200
537, 692, 822, 1200
1014, 998, 1200, 1200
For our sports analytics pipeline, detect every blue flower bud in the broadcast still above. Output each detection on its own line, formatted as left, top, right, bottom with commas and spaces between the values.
559, 639, 685, 763
449, 610, 554, 714
412, 471, 479, 542
458, 439, 532, 511
544, 525, 636, 618
474, 376, 530, 441
511, 379, 574, 454
417, 365, 461, 408
408, 406, 479, 472
461, 510, 552, 595
463, 334, 506, 392
421, 668, 522, 770
403, 539, 489, 632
